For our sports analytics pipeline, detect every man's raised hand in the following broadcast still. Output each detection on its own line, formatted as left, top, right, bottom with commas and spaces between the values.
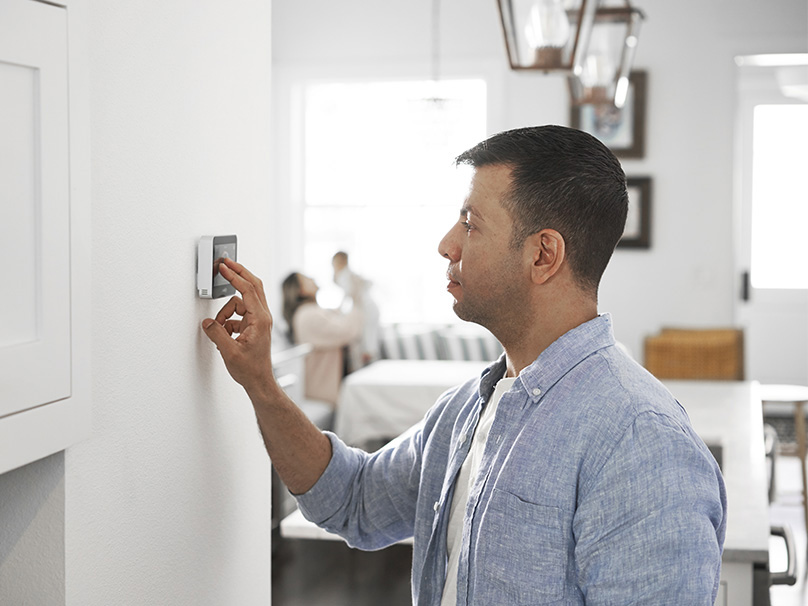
202, 258, 276, 398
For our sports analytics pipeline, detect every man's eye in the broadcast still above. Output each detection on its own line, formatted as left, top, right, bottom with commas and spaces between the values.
461, 221, 472, 232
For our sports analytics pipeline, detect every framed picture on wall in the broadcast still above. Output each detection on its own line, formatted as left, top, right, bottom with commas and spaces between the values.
570, 70, 647, 159
619, 176, 651, 249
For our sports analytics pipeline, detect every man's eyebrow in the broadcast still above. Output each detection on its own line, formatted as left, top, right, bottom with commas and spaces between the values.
461, 204, 484, 221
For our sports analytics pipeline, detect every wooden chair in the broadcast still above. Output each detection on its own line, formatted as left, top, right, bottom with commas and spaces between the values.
644, 327, 745, 381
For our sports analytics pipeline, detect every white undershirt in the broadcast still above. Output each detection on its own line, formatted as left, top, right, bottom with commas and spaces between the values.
440, 374, 517, 606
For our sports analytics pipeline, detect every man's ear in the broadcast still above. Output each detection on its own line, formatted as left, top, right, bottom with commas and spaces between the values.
527, 229, 566, 285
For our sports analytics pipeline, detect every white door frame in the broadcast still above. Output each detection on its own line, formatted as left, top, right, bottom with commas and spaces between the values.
733, 61, 808, 385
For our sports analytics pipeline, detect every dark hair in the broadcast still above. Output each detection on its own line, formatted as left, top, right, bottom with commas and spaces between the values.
455, 125, 628, 294
281, 272, 311, 343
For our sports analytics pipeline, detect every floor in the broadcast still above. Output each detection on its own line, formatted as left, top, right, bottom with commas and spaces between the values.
272, 455, 808, 606
272, 539, 412, 606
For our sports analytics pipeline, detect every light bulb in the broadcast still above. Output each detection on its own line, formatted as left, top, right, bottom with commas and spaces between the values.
579, 27, 617, 87
580, 52, 616, 88
524, 0, 571, 49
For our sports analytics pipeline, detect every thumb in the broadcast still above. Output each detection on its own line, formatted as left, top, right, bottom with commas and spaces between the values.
202, 318, 235, 354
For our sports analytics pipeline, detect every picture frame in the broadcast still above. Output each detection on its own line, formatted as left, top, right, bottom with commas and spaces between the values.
570, 70, 647, 159
619, 176, 651, 249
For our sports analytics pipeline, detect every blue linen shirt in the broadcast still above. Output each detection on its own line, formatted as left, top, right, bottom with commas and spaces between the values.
296, 314, 727, 605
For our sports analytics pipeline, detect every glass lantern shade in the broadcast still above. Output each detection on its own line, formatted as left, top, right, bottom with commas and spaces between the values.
496, 0, 599, 73
567, 2, 645, 107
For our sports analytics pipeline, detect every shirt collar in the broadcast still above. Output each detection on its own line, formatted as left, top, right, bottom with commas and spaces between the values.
479, 356, 508, 404
478, 314, 616, 404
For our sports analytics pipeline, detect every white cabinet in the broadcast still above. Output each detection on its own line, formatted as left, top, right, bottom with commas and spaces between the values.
0, 0, 90, 474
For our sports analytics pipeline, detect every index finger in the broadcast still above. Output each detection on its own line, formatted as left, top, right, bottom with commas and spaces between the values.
219, 258, 268, 308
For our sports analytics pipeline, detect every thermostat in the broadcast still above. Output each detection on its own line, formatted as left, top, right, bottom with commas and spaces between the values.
197, 235, 237, 299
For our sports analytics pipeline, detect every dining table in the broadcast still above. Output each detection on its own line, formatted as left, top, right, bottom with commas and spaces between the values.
333, 359, 490, 447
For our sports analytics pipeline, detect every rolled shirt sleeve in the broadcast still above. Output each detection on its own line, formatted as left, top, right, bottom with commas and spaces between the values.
296, 428, 425, 550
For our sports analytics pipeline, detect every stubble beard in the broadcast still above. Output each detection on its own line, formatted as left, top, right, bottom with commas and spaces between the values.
451, 275, 530, 345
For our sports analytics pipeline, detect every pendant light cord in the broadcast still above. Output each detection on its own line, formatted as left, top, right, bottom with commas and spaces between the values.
431, 0, 441, 84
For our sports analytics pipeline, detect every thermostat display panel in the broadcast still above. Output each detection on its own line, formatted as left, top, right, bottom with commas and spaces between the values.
197, 235, 237, 299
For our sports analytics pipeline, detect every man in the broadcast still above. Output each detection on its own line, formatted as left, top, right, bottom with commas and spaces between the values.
202, 125, 726, 605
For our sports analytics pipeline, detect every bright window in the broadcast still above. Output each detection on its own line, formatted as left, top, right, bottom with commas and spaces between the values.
751, 104, 808, 289
301, 79, 487, 323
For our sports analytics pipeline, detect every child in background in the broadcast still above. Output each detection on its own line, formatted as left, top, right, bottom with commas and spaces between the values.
332, 251, 381, 370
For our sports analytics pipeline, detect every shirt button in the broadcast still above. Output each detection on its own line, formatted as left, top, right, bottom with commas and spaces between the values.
532, 388, 542, 396
433, 501, 440, 512
459, 433, 467, 444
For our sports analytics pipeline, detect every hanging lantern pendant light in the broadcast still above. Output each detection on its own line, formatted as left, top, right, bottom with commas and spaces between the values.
497, 0, 645, 107
497, 0, 598, 74
568, 1, 645, 108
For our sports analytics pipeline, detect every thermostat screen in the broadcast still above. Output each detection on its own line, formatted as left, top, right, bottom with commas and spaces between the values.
213, 242, 237, 286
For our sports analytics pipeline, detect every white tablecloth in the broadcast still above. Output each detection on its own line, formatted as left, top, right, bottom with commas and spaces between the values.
334, 359, 490, 447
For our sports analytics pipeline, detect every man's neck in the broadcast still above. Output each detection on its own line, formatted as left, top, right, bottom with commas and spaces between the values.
502, 303, 598, 378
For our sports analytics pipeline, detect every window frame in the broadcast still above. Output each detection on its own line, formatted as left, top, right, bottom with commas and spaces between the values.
271, 60, 504, 325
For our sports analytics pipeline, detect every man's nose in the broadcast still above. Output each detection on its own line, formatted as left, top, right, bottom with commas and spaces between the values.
438, 224, 461, 262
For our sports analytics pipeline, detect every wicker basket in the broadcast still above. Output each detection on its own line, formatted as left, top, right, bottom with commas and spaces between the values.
643, 328, 745, 380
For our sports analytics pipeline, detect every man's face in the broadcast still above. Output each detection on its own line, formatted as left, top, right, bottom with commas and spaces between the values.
438, 165, 531, 331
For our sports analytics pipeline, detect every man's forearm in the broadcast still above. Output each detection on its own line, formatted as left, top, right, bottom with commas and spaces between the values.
200, 258, 334, 496
248, 380, 332, 495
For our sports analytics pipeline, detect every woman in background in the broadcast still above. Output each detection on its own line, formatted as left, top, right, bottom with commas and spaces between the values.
282, 272, 362, 406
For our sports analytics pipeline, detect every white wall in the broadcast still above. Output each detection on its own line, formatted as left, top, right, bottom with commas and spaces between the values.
1, 1, 275, 605
270, 0, 808, 361
0, 454, 65, 605
67, 1, 274, 603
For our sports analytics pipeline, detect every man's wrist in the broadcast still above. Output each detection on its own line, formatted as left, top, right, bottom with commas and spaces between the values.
246, 375, 287, 411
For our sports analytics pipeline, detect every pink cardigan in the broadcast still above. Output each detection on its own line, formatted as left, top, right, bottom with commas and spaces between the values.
293, 302, 362, 405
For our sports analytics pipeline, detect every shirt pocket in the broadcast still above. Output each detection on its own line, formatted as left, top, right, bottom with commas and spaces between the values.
474, 488, 568, 604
